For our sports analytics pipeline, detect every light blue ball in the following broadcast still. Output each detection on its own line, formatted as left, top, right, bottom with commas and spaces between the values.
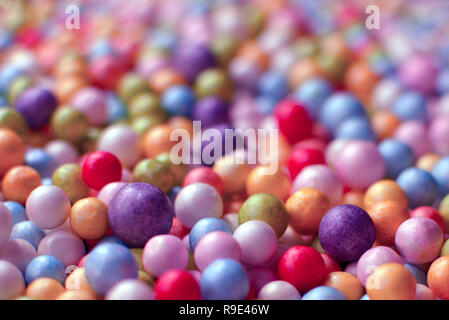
302, 286, 347, 300
319, 93, 366, 133
378, 139, 415, 179
335, 117, 376, 141
392, 91, 427, 122
0, 65, 24, 95
294, 77, 333, 120
432, 157, 449, 197
396, 167, 439, 208
201, 259, 249, 300
436, 69, 449, 95
404, 263, 427, 285
3, 201, 27, 225
10, 221, 45, 248
24, 148, 58, 178
161, 85, 195, 117
255, 96, 278, 115
107, 92, 128, 123
25, 255, 66, 284
257, 71, 289, 100
189, 218, 232, 251
85, 243, 138, 296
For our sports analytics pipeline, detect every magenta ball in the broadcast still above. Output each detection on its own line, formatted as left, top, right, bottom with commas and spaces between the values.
37, 231, 85, 266
258, 280, 301, 300
356, 246, 403, 286
428, 116, 449, 155
45, 140, 79, 166
0, 239, 36, 273
399, 55, 437, 95
395, 217, 444, 264
26, 185, 71, 230
194, 231, 242, 271
335, 141, 386, 190
394, 121, 430, 157
98, 182, 127, 206
248, 267, 278, 293
0, 260, 25, 299
0, 202, 13, 250
233, 221, 277, 266
142, 235, 188, 277
106, 279, 155, 300
71, 87, 108, 126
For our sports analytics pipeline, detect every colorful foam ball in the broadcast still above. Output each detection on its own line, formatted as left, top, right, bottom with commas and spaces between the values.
324, 271, 364, 300
366, 263, 416, 300
410, 206, 446, 233
50, 106, 89, 144
193, 97, 229, 128
15, 87, 57, 130
26, 277, 65, 300
363, 179, 408, 209
0, 260, 25, 300
25, 255, 66, 285
82, 151, 122, 191
155, 270, 201, 300
132, 159, 174, 193
161, 85, 195, 117
183, 166, 224, 195
287, 147, 325, 180
38, 231, 85, 266
52, 164, 90, 204
396, 167, 439, 208
106, 279, 155, 300
189, 217, 232, 251
378, 139, 415, 178
70, 197, 109, 240
0, 201, 13, 249
274, 99, 312, 144
392, 91, 428, 122
246, 165, 291, 200
428, 116, 449, 155
10, 221, 44, 249
24, 148, 58, 178
0, 107, 29, 140
428, 256, 449, 300
302, 286, 346, 300
258, 280, 301, 300
432, 157, 449, 197
3, 201, 26, 225
2, 165, 41, 204
293, 77, 333, 121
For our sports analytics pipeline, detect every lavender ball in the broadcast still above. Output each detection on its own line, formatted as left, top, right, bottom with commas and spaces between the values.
15, 87, 57, 130
193, 97, 229, 128
108, 182, 174, 247
174, 45, 216, 81
318, 205, 376, 262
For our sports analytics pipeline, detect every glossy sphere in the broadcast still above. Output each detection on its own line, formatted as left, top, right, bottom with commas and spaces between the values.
0, 260, 25, 300
213, 153, 251, 194
432, 157, 449, 197
278, 246, 326, 292
324, 271, 364, 300
428, 116, 449, 155
318, 205, 376, 262
184, 167, 224, 195
142, 124, 176, 158
0, 107, 29, 140
175, 183, 223, 229
149, 68, 187, 94
89, 56, 125, 90
335, 117, 375, 141
392, 91, 427, 121
26, 278, 64, 300
363, 180, 408, 209
142, 235, 188, 277
10, 221, 44, 249
395, 217, 444, 264
286, 188, 330, 235
26, 185, 70, 229
0, 201, 23, 226
396, 168, 439, 208
82, 151, 122, 190
85, 243, 138, 296
193, 97, 229, 128
70, 198, 109, 239
274, 100, 312, 144
52, 164, 90, 204
2, 166, 41, 204
106, 279, 155, 300
0, 239, 36, 273
410, 206, 445, 233
201, 259, 249, 300
394, 121, 430, 158
378, 139, 414, 179
155, 270, 201, 300
246, 166, 290, 200
24, 148, 58, 178
189, 218, 232, 251
97, 182, 127, 206
366, 263, 416, 300
132, 159, 174, 193
428, 256, 449, 300
258, 280, 301, 300
38, 231, 85, 266
238, 193, 289, 238
194, 68, 233, 100
287, 147, 325, 180
51, 106, 89, 144
25, 255, 66, 284
294, 77, 333, 121
416, 153, 441, 172
161, 85, 195, 117
15, 88, 57, 130
302, 286, 347, 300
371, 110, 401, 140
0, 202, 13, 249
108, 183, 174, 247
0, 129, 25, 175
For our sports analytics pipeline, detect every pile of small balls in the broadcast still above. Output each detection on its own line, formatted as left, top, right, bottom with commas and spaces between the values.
0, 0, 449, 300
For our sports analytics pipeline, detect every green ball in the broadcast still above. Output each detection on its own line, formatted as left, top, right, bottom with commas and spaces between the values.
8, 75, 33, 104
156, 152, 187, 186
194, 68, 233, 100
118, 73, 149, 103
238, 193, 289, 238
132, 158, 174, 192
128, 92, 166, 120
441, 239, 449, 256
52, 164, 90, 203
131, 115, 164, 136
0, 107, 29, 140
51, 106, 89, 144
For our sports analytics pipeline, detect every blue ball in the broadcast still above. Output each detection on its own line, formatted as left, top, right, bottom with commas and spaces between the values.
436, 69, 449, 95
161, 85, 195, 117
0, 65, 24, 95
302, 286, 347, 300
24, 148, 58, 178
107, 93, 128, 123
10, 221, 45, 248
360, 294, 370, 300
396, 167, 439, 208
319, 93, 366, 133
25, 255, 66, 284
85, 243, 138, 296
255, 96, 278, 115
378, 139, 415, 179
432, 157, 449, 197
3, 201, 27, 225
294, 77, 333, 120
392, 91, 427, 122
257, 71, 289, 100
201, 259, 249, 300
404, 263, 427, 285
335, 117, 376, 141
189, 218, 232, 251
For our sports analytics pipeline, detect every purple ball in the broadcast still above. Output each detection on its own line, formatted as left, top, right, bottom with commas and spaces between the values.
15, 87, 57, 130
318, 205, 376, 262
174, 45, 216, 81
193, 97, 229, 128
108, 182, 174, 247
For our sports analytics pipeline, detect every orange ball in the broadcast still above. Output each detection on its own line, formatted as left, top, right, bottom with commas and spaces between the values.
0, 128, 25, 176
345, 60, 380, 105
169, 116, 194, 137
213, 153, 251, 195
363, 179, 408, 209
324, 271, 364, 300
148, 68, 187, 94
143, 124, 176, 158
236, 40, 270, 70
246, 166, 291, 200
54, 75, 88, 105
366, 263, 416, 300
286, 188, 330, 235
371, 110, 401, 141
2, 165, 41, 203
340, 191, 365, 209
367, 200, 410, 246
57, 289, 98, 300
26, 278, 65, 300
65, 267, 98, 297
416, 153, 441, 172
288, 57, 324, 88
70, 197, 109, 240
428, 256, 449, 300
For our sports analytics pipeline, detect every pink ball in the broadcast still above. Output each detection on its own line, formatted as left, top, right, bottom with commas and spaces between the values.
258, 280, 301, 300
26, 185, 71, 229
428, 116, 449, 155
38, 231, 85, 266
394, 121, 431, 157
194, 231, 242, 271
233, 221, 277, 266
356, 246, 403, 286
335, 141, 386, 190
399, 55, 437, 95
142, 235, 188, 277
222, 213, 239, 231
415, 283, 435, 300
248, 267, 278, 293
71, 87, 108, 126
325, 139, 351, 168
345, 261, 358, 277
395, 217, 444, 264
291, 164, 343, 205
0, 239, 36, 273
106, 279, 155, 300
45, 140, 79, 166
0, 202, 13, 249
44, 218, 74, 235
0, 260, 24, 299
97, 182, 127, 206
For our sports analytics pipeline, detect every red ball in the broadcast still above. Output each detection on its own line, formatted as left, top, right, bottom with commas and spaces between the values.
169, 217, 190, 239
287, 147, 325, 179
411, 206, 446, 233
321, 253, 341, 275
245, 285, 256, 300
90, 55, 126, 90
274, 100, 312, 145
82, 151, 122, 190
278, 245, 326, 292
183, 166, 224, 195
155, 270, 201, 300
